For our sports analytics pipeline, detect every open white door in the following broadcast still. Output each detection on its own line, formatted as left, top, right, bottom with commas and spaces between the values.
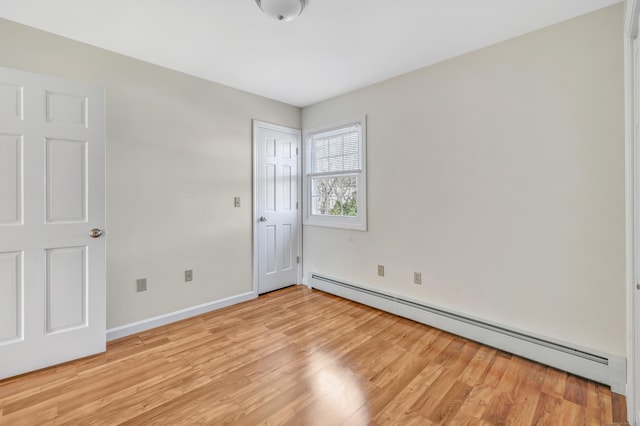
0, 66, 106, 379
253, 121, 301, 294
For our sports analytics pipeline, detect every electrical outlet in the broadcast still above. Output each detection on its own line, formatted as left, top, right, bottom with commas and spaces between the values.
185, 269, 193, 282
234, 197, 241, 207
136, 278, 147, 292
378, 265, 384, 277
414, 272, 422, 285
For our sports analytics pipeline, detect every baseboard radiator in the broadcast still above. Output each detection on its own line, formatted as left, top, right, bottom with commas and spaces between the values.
309, 273, 627, 395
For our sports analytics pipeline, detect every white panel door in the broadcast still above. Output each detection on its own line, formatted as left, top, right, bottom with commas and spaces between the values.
0, 66, 106, 379
254, 121, 300, 294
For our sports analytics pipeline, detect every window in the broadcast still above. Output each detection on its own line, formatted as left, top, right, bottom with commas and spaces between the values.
303, 116, 367, 230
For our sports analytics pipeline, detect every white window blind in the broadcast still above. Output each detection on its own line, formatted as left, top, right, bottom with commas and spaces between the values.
310, 125, 361, 175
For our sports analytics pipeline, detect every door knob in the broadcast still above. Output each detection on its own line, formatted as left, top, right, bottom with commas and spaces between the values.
89, 228, 103, 238
259, 216, 268, 222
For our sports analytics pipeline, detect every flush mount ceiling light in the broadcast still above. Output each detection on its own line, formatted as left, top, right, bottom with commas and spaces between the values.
255, 0, 308, 22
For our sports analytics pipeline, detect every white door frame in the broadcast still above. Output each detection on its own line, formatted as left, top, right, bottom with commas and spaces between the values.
252, 120, 303, 297
626, 0, 640, 423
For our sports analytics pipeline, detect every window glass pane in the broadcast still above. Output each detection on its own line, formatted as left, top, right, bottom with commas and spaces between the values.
311, 176, 358, 216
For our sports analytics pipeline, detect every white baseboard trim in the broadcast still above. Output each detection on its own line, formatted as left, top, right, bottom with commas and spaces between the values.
310, 273, 627, 395
106, 291, 256, 341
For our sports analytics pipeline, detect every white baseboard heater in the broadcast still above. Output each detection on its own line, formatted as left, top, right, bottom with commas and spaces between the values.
309, 273, 627, 395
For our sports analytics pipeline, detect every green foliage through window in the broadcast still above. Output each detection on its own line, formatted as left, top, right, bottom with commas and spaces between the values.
311, 176, 357, 217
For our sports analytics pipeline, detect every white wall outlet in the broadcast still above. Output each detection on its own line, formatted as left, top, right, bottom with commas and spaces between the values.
234, 197, 241, 207
378, 265, 384, 277
185, 270, 193, 282
414, 272, 422, 285
136, 278, 147, 292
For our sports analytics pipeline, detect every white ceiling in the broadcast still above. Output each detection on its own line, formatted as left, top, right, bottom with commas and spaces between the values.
0, 0, 622, 107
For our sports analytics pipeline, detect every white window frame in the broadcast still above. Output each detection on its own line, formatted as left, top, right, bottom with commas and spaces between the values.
303, 116, 367, 231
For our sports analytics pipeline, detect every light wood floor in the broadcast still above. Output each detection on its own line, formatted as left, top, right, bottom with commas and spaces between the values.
0, 285, 629, 425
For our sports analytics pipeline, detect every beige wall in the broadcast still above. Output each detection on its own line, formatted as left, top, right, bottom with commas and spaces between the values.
0, 19, 301, 328
0, 4, 625, 357
302, 4, 626, 356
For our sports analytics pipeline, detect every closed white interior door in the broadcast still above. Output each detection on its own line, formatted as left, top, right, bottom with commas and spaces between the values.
254, 121, 300, 294
0, 66, 106, 379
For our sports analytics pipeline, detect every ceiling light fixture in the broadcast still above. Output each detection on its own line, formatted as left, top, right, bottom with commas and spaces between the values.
255, 0, 308, 22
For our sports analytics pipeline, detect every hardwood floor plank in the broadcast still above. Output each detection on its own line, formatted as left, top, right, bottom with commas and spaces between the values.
407, 340, 480, 417
55, 367, 209, 425
228, 380, 313, 425
612, 391, 630, 425
0, 404, 58, 426
369, 344, 432, 391
564, 375, 589, 407
269, 373, 370, 426
449, 352, 510, 423
0, 285, 627, 425
586, 381, 613, 425
459, 345, 498, 387
503, 358, 545, 424
387, 317, 430, 350
0, 364, 78, 401
338, 403, 376, 426
504, 387, 541, 425
116, 378, 233, 424
482, 391, 514, 424
540, 366, 568, 400
372, 358, 447, 423
427, 379, 473, 424
3, 355, 169, 415
558, 399, 587, 425
531, 392, 564, 425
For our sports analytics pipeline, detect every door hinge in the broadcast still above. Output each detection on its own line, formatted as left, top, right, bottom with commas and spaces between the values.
296, 202, 299, 210
296, 147, 299, 155
297, 256, 300, 264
